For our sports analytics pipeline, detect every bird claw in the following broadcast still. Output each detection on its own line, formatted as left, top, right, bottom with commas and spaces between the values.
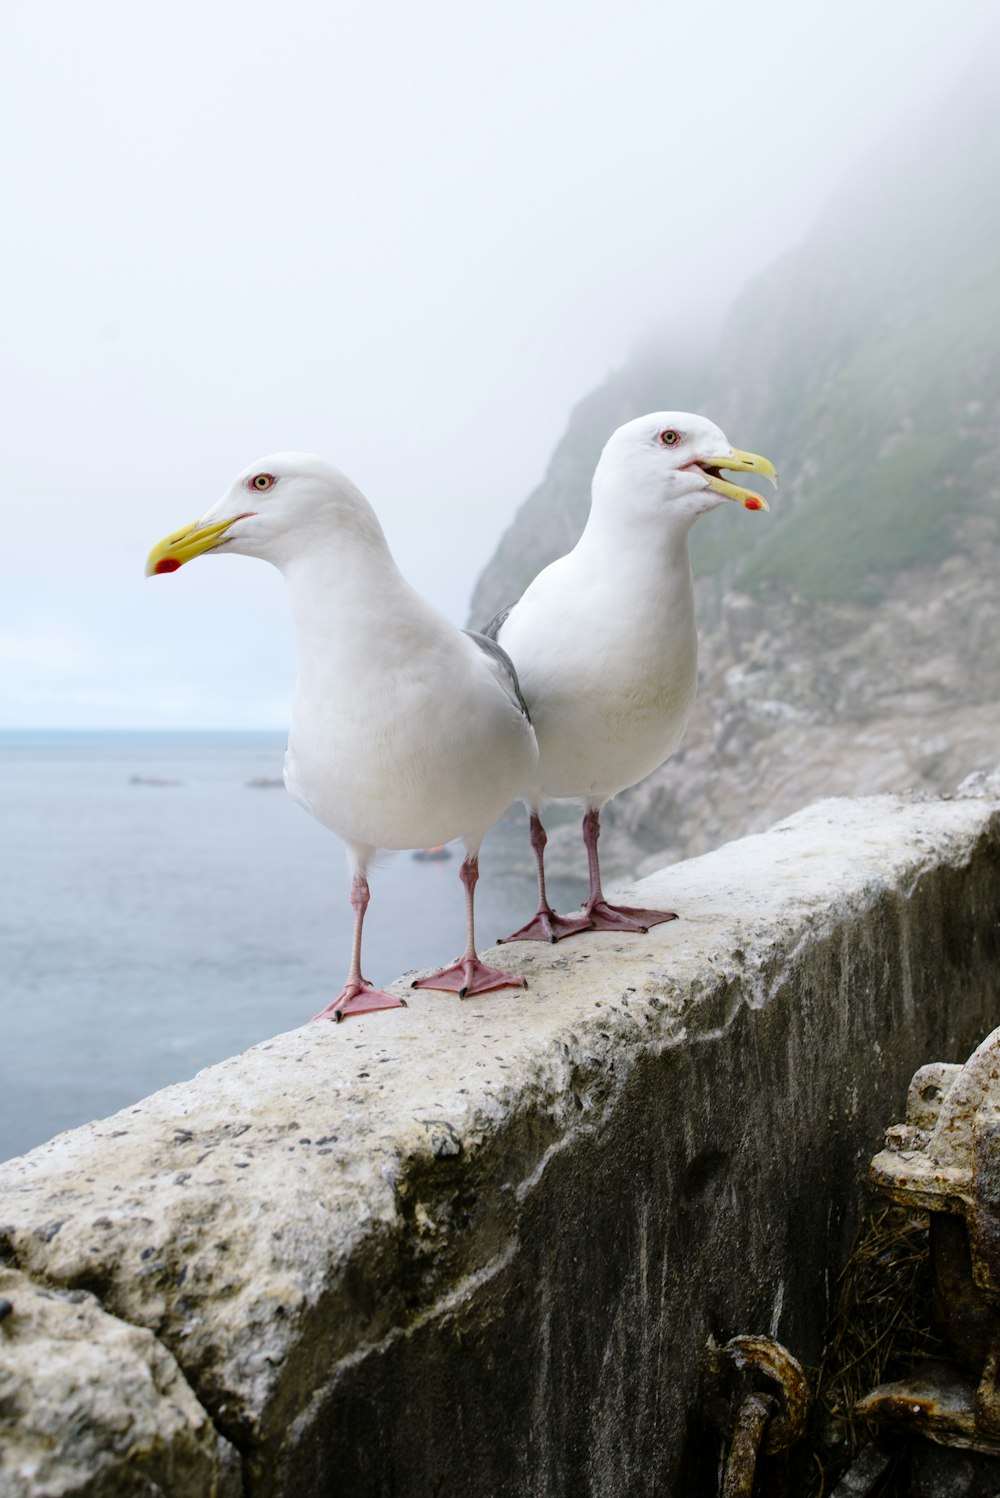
497, 907, 593, 944
582, 901, 678, 934
312, 981, 408, 1022
412, 957, 527, 998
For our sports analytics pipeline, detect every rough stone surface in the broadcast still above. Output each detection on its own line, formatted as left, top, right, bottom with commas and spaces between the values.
1, 791, 999, 1495
0, 1266, 239, 1497
908, 1441, 1000, 1497
541, 554, 1000, 884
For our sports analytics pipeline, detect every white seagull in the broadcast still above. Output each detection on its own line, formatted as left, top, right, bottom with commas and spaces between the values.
483, 412, 777, 943
146, 453, 538, 1020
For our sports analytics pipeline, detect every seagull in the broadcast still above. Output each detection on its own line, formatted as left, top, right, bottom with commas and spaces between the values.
483, 412, 777, 943
146, 453, 538, 1020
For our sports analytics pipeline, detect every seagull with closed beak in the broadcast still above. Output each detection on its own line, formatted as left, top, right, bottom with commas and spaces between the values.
483, 412, 777, 943
147, 453, 538, 1020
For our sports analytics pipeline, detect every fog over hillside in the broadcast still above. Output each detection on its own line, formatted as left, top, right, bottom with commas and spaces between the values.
4, 0, 997, 729
470, 65, 1000, 875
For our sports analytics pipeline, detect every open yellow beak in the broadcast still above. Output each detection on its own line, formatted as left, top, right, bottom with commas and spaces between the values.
145, 517, 238, 576
703, 448, 778, 512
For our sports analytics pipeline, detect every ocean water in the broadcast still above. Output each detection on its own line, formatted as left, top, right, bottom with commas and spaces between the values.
0, 731, 584, 1162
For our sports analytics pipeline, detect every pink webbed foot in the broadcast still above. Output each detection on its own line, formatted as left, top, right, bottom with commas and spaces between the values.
312, 980, 408, 1023
583, 901, 679, 935
498, 906, 593, 944
412, 957, 528, 1000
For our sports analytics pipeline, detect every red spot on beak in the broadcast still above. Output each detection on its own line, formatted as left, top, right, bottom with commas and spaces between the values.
154, 558, 181, 574
745, 497, 763, 512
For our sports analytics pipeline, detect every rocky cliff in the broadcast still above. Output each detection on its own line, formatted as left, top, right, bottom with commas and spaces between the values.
470, 70, 1000, 879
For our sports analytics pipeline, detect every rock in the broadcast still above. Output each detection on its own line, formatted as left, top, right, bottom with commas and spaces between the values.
828, 1443, 891, 1496
958, 766, 1000, 800
908, 1442, 1000, 1498
0, 1266, 239, 1497
0, 792, 999, 1494
595, 548, 1000, 875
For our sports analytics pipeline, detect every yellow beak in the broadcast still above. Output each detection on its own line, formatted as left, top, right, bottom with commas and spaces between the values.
145, 517, 238, 577
703, 448, 778, 512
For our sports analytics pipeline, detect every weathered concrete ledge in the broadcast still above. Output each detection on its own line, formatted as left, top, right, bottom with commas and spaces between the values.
2, 784, 1000, 1495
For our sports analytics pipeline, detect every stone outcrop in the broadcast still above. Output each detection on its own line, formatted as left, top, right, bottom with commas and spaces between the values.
0, 1267, 239, 1497
2, 785, 1000, 1495
567, 527, 1000, 882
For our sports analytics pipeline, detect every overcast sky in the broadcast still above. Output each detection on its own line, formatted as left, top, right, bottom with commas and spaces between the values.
3, 0, 995, 728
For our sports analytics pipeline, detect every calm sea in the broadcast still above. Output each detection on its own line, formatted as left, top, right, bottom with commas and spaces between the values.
0, 731, 582, 1162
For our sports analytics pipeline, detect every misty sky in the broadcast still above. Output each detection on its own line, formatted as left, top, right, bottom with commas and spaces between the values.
3, 0, 995, 729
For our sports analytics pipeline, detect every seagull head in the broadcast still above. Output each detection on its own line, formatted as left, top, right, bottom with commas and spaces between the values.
145, 452, 386, 576
593, 412, 777, 525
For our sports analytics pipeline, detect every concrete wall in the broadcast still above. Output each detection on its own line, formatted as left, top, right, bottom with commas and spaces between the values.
2, 785, 1000, 1496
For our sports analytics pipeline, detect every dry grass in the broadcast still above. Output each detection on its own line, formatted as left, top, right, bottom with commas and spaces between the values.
801, 1202, 948, 1497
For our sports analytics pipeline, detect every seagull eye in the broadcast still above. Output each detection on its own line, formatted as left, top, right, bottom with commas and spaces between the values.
659, 429, 681, 447
250, 473, 275, 492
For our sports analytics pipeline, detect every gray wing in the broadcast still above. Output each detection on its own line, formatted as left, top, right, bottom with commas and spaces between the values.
480, 603, 514, 643
462, 630, 531, 723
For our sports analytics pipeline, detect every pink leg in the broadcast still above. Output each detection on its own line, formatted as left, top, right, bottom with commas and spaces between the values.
313, 874, 407, 1022
580, 808, 678, 934
413, 856, 528, 999
498, 814, 593, 943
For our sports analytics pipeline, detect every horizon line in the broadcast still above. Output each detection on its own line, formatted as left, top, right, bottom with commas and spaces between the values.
0, 725, 288, 735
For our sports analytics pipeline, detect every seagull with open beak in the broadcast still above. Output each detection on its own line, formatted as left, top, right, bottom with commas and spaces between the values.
482, 411, 777, 943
